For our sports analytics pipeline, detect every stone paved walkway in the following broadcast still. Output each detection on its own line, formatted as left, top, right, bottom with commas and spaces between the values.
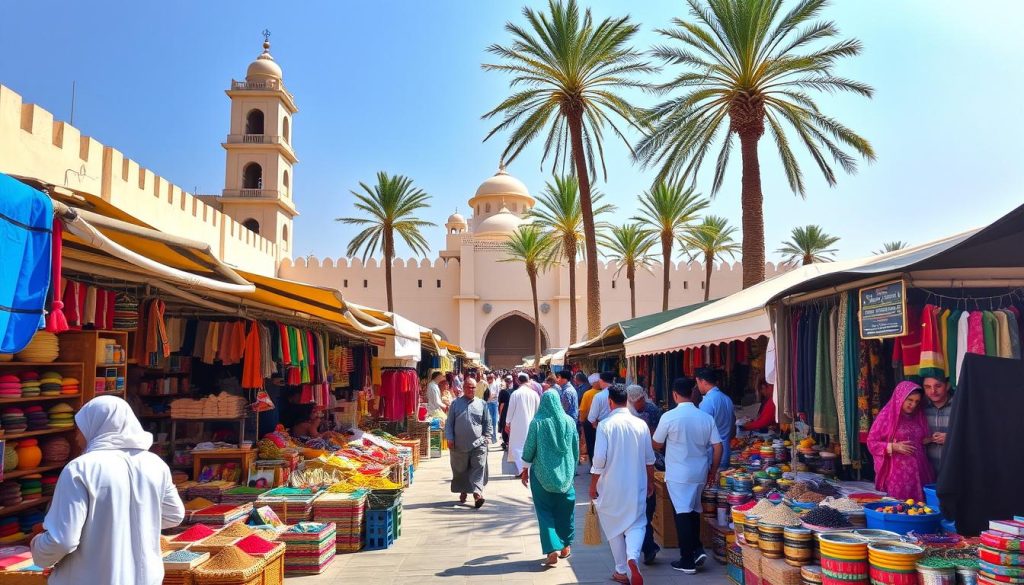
291, 445, 726, 584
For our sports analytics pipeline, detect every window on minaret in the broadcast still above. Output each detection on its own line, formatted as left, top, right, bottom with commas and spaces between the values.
242, 219, 260, 234
283, 170, 290, 197
282, 116, 290, 142
417, 280, 423, 288
245, 109, 265, 135
485, 203, 491, 213
243, 163, 263, 190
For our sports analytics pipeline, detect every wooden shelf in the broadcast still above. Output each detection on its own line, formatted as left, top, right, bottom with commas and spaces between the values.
0, 394, 81, 405
0, 496, 52, 516
96, 363, 127, 368
2, 427, 76, 440
142, 413, 171, 419
0, 362, 86, 367
2, 464, 66, 480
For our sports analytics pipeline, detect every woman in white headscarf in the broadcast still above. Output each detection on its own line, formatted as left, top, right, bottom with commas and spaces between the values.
31, 396, 185, 585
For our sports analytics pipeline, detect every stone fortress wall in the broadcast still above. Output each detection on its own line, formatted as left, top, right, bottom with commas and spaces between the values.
0, 84, 278, 276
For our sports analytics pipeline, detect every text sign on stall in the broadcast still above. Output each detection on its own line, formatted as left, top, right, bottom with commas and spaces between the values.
858, 280, 907, 339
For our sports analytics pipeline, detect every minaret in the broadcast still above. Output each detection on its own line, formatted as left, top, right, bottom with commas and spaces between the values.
219, 30, 299, 260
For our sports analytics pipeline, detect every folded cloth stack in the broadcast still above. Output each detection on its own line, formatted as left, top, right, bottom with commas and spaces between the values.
19, 477, 42, 502
24, 406, 48, 431
2, 444, 17, 472
39, 371, 63, 396
19, 510, 45, 534
41, 437, 71, 465
0, 374, 21, 398
19, 372, 40, 398
1, 408, 27, 433
0, 516, 25, 544
47, 403, 75, 429
60, 377, 79, 396
40, 475, 58, 496
0, 481, 23, 507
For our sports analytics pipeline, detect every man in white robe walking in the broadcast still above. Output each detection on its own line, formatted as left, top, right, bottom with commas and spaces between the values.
590, 384, 656, 585
505, 372, 540, 474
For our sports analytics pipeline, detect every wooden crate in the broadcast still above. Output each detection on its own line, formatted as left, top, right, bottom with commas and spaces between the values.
651, 475, 677, 548
760, 556, 801, 585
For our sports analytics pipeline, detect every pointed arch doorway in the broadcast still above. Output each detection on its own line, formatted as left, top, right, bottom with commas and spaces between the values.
482, 312, 548, 369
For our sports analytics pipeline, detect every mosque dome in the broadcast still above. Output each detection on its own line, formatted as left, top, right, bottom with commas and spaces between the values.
474, 165, 530, 199
246, 40, 283, 81
474, 204, 525, 238
446, 212, 467, 227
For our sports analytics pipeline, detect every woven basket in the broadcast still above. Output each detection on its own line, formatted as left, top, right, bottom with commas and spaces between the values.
0, 572, 48, 585
761, 556, 802, 585
743, 544, 763, 575
192, 559, 265, 585
260, 546, 285, 585
190, 536, 242, 554
162, 568, 194, 585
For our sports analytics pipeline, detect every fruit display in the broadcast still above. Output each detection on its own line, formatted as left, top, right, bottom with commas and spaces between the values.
874, 499, 935, 516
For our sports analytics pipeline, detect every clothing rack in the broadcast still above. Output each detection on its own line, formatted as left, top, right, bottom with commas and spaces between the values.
917, 286, 1024, 311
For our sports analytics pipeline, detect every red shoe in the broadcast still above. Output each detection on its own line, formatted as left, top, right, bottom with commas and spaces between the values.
627, 559, 644, 585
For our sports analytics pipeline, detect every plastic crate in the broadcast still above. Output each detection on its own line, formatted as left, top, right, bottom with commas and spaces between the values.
392, 501, 403, 539
364, 507, 396, 551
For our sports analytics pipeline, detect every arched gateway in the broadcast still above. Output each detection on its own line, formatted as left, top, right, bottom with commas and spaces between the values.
482, 313, 548, 369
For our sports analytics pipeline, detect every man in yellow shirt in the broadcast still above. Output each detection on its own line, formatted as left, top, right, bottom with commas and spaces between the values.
577, 372, 600, 464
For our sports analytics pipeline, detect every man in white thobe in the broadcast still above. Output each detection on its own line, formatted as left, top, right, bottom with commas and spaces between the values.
590, 384, 656, 585
426, 371, 445, 415
505, 372, 540, 474
653, 377, 723, 575
32, 396, 184, 585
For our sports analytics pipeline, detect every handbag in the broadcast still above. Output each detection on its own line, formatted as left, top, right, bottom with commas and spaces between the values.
583, 502, 603, 545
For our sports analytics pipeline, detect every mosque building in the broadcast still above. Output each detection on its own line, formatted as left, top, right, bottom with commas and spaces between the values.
0, 39, 784, 368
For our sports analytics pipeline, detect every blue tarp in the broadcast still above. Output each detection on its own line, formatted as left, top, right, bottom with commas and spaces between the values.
0, 173, 53, 353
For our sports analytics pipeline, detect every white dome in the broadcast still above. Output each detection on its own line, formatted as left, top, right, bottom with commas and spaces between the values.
246, 41, 283, 81
474, 167, 529, 198
474, 206, 524, 237
447, 212, 467, 226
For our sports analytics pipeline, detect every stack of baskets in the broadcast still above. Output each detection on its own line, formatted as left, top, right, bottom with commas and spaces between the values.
256, 487, 319, 524
313, 491, 368, 553
278, 522, 336, 576
405, 416, 431, 458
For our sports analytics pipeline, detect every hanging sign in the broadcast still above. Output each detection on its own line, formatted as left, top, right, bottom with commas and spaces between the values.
858, 279, 907, 339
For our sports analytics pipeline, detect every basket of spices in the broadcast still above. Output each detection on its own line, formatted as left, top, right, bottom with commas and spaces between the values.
190, 535, 242, 555
234, 534, 285, 585
191, 546, 266, 585
745, 514, 761, 546
759, 522, 786, 559
784, 526, 814, 567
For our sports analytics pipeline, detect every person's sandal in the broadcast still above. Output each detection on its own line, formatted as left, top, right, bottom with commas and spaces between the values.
542, 552, 558, 566
611, 572, 629, 584
459, 493, 467, 504
474, 494, 485, 509
559, 546, 571, 559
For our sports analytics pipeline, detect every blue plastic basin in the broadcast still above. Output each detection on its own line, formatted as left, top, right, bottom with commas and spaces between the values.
863, 502, 943, 535
923, 484, 940, 511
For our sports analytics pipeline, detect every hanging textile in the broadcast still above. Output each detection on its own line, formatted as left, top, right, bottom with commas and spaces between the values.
0, 173, 53, 353
838, 292, 860, 465
918, 304, 946, 379
241, 321, 262, 389
813, 306, 838, 436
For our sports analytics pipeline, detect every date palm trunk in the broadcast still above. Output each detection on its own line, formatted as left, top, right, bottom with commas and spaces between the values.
627, 264, 637, 318
567, 107, 601, 339
704, 250, 713, 302
384, 229, 395, 312
661, 233, 672, 311
739, 131, 765, 288
529, 267, 541, 367
566, 238, 578, 344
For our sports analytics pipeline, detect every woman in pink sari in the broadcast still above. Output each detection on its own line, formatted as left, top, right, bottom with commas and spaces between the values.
867, 381, 935, 501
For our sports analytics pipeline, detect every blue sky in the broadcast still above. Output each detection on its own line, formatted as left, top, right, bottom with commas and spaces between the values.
3, 1, 1022, 264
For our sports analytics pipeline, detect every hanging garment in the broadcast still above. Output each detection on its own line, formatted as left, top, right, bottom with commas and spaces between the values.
241, 321, 263, 389
918, 304, 946, 379
813, 307, 838, 436
0, 174, 53, 353
966, 311, 985, 355
1004, 309, 1021, 359
892, 305, 923, 379
954, 311, 969, 386
994, 310, 1012, 358
937, 354, 1024, 536
944, 309, 962, 387
379, 369, 417, 422
982, 311, 998, 356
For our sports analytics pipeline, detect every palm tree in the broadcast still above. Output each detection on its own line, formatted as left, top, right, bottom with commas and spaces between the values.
527, 175, 616, 343
874, 241, 908, 255
679, 215, 741, 301
601, 224, 658, 318
636, 0, 875, 289
482, 0, 655, 338
501, 226, 558, 367
633, 181, 709, 311
777, 225, 840, 265
336, 172, 435, 312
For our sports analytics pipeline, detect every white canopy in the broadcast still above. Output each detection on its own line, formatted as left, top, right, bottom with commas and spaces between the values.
624, 228, 982, 358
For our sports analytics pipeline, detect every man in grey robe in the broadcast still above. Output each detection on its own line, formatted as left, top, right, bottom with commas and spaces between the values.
444, 376, 492, 508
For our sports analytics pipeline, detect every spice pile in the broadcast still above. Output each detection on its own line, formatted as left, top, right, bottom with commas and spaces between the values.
802, 506, 853, 528
164, 550, 205, 563
197, 546, 260, 571
746, 498, 778, 517
819, 497, 863, 513
172, 524, 216, 543
235, 534, 279, 555
759, 504, 802, 526
218, 522, 254, 538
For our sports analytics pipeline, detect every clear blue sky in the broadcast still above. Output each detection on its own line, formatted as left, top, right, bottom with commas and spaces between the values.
3, 1, 1022, 263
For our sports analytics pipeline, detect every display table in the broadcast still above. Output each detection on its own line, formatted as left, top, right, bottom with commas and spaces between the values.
192, 448, 256, 484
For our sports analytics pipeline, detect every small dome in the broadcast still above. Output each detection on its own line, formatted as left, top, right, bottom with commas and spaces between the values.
246, 41, 283, 81
474, 165, 529, 198
447, 212, 467, 226
475, 205, 525, 237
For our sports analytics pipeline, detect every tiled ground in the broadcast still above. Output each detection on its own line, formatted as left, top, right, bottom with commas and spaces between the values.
290, 446, 726, 584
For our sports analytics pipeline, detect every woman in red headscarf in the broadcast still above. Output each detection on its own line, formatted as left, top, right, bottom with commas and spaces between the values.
866, 381, 935, 501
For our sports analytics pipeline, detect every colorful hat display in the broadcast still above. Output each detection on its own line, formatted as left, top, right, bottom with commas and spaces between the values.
14, 331, 59, 363
1, 407, 27, 433
19, 477, 42, 502
24, 406, 48, 431
2, 444, 17, 473
0, 481, 22, 508
0, 374, 20, 398
60, 377, 80, 396
40, 475, 59, 496
41, 437, 71, 465
47, 403, 75, 429
39, 371, 63, 396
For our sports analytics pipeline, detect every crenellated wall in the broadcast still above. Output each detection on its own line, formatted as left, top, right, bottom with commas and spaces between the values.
0, 84, 277, 276
281, 253, 789, 353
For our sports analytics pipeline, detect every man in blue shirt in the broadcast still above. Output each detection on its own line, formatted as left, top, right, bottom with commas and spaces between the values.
695, 367, 734, 471
555, 370, 579, 420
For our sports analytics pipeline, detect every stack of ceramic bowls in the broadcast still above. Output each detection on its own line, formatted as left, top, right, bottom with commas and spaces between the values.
759, 521, 785, 559
15, 332, 59, 363
784, 526, 814, 566
868, 540, 924, 584
744, 514, 761, 546
817, 532, 869, 585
